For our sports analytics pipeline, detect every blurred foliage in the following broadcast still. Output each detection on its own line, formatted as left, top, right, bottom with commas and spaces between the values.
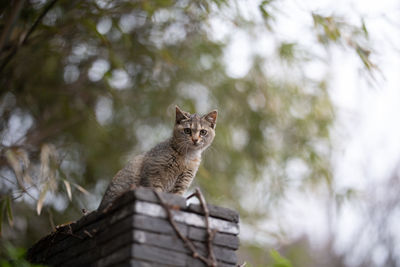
312, 13, 375, 71
0, 242, 45, 267
0, 0, 376, 265
268, 249, 293, 267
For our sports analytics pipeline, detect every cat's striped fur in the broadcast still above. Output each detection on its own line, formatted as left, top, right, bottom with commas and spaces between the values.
98, 106, 217, 210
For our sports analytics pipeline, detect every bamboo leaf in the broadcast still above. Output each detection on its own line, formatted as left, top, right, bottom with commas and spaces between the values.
37, 184, 49, 215
63, 180, 72, 201
6, 196, 13, 227
0, 199, 5, 237
72, 182, 90, 195
40, 144, 58, 191
16, 148, 32, 184
5, 149, 26, 191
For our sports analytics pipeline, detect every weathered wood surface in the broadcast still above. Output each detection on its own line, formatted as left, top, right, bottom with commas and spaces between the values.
27, 188, 240, 267
134, 201, 239, 235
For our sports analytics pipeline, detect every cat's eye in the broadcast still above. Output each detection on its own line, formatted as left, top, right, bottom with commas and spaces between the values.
184, 128, 191, 134
200, 129, 207, 136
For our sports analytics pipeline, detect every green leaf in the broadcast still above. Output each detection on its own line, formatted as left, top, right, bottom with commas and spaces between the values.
361, 18, 369, 38
278, 42, 296, 62
0, 198, 5, 237
6, 195, 13, 227
269, 249, 293, 267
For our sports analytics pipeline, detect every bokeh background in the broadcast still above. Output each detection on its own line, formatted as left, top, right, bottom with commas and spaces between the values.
1, 0, 399, 266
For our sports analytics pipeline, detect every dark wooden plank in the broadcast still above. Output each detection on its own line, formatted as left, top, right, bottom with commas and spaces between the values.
44, 236, 82, 265
99, 229, 134, 258
103, 187, 187, 213
28, 189, 241, 267
132, 244, 187, 266
187, 203, 239, 223
131, 229, 237, 264
132, 230, 187, 252
43, 216, 106, 262
96, 215, 134, 245
108, 203, 135, 225
27, 224, 78, 260
134, 201, 239, 235
96, 215, 188, 262
96, 214, 188, 249
73, 209, 103, 230
33, 214, 238, 266
191, 241, 237, 264
132, 187, 187, 208
188, 257, 236, 267
61, 247, 100, 267
133, 214, 189, 236
131, 243, 236, 267
46, 237, 97, 266
114, 259, 172, 267
96, 245, 131, 267
188, 226, 239, 250
28, 213, 103, 261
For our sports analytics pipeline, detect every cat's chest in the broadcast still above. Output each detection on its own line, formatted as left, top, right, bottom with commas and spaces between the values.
183, 157, 201, 171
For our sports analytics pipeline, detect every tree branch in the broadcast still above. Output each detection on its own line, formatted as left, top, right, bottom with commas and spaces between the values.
154, 190, 213, 265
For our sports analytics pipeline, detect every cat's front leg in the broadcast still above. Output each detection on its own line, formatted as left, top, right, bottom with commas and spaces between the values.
171, 171, 194, 195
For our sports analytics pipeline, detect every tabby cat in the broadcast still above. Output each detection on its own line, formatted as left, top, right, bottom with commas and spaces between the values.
98, 106, 217, 210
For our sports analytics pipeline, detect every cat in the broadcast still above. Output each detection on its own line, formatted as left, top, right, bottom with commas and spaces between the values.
98, 106, 217, 211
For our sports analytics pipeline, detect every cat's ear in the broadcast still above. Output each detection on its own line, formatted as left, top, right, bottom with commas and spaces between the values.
175, 105, 190, 124
203, 110, 218, 129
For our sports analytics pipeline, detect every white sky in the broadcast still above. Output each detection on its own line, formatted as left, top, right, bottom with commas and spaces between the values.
214, 0, 400, 264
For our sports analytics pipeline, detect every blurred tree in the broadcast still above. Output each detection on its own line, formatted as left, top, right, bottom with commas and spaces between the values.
0, 0, 374, 265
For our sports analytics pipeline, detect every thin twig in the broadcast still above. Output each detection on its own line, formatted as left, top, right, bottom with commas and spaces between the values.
64, 224, 83, 239
186, 191, 196, 200
154, 190, 212, 265
0, 0, 60, 72
83, 230, 93, 238
21, 0, 60, 46
47, 207, 56, 231
0, 174, 37, 201
195, 188, 217, 267
0, 0, 24, 53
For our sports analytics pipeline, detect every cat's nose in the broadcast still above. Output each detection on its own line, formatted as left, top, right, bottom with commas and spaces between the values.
192, 138, 199, 145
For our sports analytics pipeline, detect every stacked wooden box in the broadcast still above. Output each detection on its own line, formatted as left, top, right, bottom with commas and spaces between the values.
27, 188, 240, 266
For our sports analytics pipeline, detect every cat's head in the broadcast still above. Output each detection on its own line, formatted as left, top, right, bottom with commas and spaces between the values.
172, 106, 217, 154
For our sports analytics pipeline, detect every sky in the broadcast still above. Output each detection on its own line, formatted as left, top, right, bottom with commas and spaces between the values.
212, 0, 400, 265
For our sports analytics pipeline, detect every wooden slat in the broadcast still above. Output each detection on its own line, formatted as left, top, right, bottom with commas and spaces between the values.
133, 214, 189, 236
133, 230, 187, 252
187, 203, 239, 223
187, 257, 236, 267
193, 241, 237, 264
60, 247, 100, 267
113, 259, 172, 267
96, 245, 131, 267
130, 229, 237, 264
113, 258, 236, 267
188, 226, 239, 250
103, 187, 187, 213
134, 201, 239, 235
28, 188, 240, 267
132, 244, 187, 266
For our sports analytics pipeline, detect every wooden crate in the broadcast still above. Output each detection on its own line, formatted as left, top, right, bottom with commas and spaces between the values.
27, 188, 240, 267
